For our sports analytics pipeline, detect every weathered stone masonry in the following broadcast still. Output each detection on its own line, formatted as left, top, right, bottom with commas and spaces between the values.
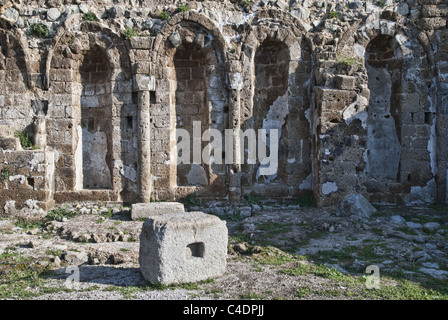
0, 0, 447, 216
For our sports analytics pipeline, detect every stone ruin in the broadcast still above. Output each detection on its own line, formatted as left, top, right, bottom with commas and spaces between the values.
0, 0, 447, 218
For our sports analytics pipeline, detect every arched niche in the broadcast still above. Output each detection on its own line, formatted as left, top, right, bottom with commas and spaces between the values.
150, 15, 229, 202
365, 35, 402, 180
240, 19, 314, 200
0, 26, 31, 133
48, 22, 137, 203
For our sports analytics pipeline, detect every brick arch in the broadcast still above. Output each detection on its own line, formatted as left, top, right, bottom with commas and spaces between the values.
46, 16, 133, 89
149, 15, 230, 202
0, 20, 33, 132
239, 12, 314, 200
151, 11, 227, 64
357, 19, 436, 204
46, 17, 138, 203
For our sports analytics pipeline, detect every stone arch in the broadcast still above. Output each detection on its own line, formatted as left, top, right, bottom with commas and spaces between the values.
357, 19, 436, 204
0, 18, 33, 133
150, 13, 229, 202
239, 12, 314, 200
47, 19, 137, 203
364, 34, 402, 181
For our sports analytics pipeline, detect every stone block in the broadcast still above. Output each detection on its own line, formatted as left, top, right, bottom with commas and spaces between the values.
139, 211, 228, 284
334, 75, 357, 90
131, 202, 185, 220
339, 194, 377, 220
0, 137, 20, 150
134, 74, 156, 91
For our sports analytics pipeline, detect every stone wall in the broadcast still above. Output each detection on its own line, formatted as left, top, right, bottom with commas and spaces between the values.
0, 0, 447, 213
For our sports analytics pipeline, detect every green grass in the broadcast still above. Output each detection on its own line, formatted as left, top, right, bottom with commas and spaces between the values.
252, 246, 296, 266
0, 249, 66, 299
240, 292, 264, 300
123, 28, 137, 40
14, 131, 38, 149
255, 222, 292, 238
180, 193, 202, 207
15, 218, 45, 231
396, 226, 419, 236
328, 11, 338, 19
82, 11, 98, 21
46, 206, 79, 222
30, 23, 50, 38
160, 10, 169, 20
293, 192, 315, 207
1, 167, 10, 181
245, 194, 260, 205
177, 4, 190, 12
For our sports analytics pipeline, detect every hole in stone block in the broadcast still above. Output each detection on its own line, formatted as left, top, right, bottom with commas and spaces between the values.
424, 112, 431, 124
127, 116, 133, 129
150, 91, 156, 104
186, 242, 205, 259
27, 177, 35, 188
132, 92, 138, 105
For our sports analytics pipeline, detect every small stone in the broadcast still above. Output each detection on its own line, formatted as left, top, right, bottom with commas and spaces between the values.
79, 3, 89, 14
390, 215, 406, 225
397, 3, 409, 16
26, 240, 36, 248
233, 243, 247, 253
4, 7, 19, 21
339, 194, 377, 220
423, 222, 441, 232
419, 268, 448, 280
64, 251, 89, 266
406, 222, 422, 229
47, 8, 61, 21
348, 1, 363, 9
169, 30, 182, 48
422, 262, 439, 269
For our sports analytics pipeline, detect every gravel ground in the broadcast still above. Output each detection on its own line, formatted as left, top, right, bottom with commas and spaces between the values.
1, 203, 448, 300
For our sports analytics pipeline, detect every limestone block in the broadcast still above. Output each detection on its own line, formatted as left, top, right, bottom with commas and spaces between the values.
47, 8, 61, 21
131, 202, 185, 220
139, 212, 228, 284
339, 194, 377, 220
334, 75, 357, 90
228, 72, 243, 90
134, 74, 156, 91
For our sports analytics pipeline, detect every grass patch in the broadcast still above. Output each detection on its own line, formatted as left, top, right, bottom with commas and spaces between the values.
30, 23, 50, 38
47, 206, 79, 222
1, 167, 10, 181
252, 247, 296, 266
0, 249, 66, 299
15, 218, 45, 231
293, 192, 315, 207
160, 10, 170, 20
245, 194, 260, 205
396, 226, 419, 236
255, 222, 293, 239
14, 131, 38, 150
180, 193, 202, 207
240, 292, 264, 300
328, 11, 338, 19
82, 11, 98, 21
177, 4, 190, 12
296, 285, 312, 298
123, 28, 137, 40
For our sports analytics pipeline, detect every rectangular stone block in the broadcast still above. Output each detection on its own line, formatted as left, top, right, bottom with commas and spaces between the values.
131, 202, 185, 220
139, 211, 228, 285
